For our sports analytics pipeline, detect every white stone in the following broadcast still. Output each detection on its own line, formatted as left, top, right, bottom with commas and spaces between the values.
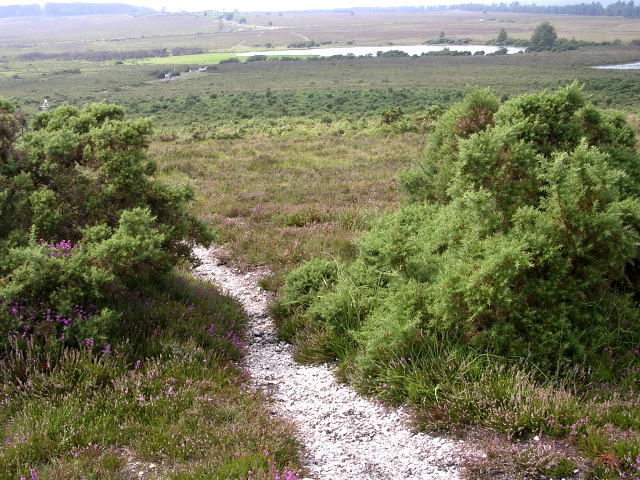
194, 246, 472, 480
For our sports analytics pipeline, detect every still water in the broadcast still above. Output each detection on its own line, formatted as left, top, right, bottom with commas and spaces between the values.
593, 61, 640, 69
237, 45, 527, 57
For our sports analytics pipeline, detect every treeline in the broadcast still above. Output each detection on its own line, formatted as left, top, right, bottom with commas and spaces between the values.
17, 46, 205, 62
0, 2, 153, 18
287, 40, 333, 49
18, 48, 169, 62
287, 2, 640, 19
453, 1, 640, 18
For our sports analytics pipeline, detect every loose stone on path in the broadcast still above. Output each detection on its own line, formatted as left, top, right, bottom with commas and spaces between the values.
194, 246, 466, 480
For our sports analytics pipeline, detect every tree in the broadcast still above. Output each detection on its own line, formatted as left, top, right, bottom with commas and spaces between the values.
496, 27, 508, 44
530, 21, 558, 50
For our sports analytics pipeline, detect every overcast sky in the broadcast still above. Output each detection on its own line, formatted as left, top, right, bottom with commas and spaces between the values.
0, 0, 446, 13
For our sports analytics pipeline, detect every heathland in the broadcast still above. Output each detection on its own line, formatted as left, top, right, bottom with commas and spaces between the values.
1, 8, 640, 479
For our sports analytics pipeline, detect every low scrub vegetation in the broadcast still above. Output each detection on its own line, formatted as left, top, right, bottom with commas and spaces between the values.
129, 87, 462, 126
0, 100, 301, 478
18, 48, 171, 62
274, 84, 640, 478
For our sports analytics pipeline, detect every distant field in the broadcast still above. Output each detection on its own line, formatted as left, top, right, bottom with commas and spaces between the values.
0, 11, 638, 124
247, 10, 640, 43
1, 9, 638, 121
1, 10, 640, 58
140, 53, 236, 64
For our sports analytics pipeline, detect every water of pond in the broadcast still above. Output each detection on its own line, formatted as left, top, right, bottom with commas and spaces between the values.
237, 45, 526, 57
593, 61, 640, 69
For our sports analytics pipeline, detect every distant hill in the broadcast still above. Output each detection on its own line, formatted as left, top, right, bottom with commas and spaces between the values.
0, 2, 154, 17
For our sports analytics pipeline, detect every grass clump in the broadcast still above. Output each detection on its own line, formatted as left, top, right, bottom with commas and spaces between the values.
275, 83, 640, 477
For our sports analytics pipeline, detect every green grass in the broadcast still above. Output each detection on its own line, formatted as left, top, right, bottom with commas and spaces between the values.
153, 125, 426, 288
139, 53, 237, 65
0, 274, 301, 479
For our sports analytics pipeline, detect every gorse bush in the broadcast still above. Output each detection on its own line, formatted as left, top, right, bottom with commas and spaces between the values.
277, 82, 640, 378
0, 100, 212, 348
128, 87, 461, 126
273, 86, 640, 473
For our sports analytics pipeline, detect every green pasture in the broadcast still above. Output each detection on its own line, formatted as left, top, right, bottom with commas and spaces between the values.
137, 52, 237, 64
136, 52, 315, 65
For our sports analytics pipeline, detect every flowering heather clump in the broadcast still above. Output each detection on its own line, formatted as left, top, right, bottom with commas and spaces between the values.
19, 469, 38, 480
206, 322, 246, 353
273, 470, 300, 480
617, 455, 640, 479
544, 414, 589, 436
1, 299, 100, 345
38, 239, 74, 257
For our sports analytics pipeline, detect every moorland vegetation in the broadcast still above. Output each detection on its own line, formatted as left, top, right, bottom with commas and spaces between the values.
275, 84, 640, 478
1, 8, 640, 479
0, 100, 301, 479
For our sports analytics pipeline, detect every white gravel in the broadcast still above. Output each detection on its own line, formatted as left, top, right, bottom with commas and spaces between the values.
194, 246, 467, 480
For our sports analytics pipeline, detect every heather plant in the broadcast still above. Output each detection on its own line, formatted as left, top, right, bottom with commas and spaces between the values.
0, 274, 301, 479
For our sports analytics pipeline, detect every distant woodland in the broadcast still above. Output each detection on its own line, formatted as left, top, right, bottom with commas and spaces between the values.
295, 1, 640, 19
1, 2, 640, 19
0, 3, 153, 17
454, 1, 640, 19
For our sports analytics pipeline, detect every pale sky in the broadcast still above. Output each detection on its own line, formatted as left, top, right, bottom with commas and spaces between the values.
0, 0, 446, 13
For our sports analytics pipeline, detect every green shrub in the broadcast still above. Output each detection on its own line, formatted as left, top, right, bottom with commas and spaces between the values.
283, 82, 640, 378
276, 258, 340, 314
0, 100, 212, 349
399, 88, 500, 203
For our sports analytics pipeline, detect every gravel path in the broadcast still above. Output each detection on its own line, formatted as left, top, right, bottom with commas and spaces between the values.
194, 246, 466, 480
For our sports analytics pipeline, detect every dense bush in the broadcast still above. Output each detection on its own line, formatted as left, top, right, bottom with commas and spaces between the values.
277, 83, 640, 377
246, 55, 268, 62
0, 101, 303, 480
18, 48, 169, 62
129, 87, 463, 126
0, 100, 211, 349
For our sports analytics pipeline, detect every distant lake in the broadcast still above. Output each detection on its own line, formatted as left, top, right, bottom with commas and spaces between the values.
593, 61, 640, 70
237, 45, 526, 57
